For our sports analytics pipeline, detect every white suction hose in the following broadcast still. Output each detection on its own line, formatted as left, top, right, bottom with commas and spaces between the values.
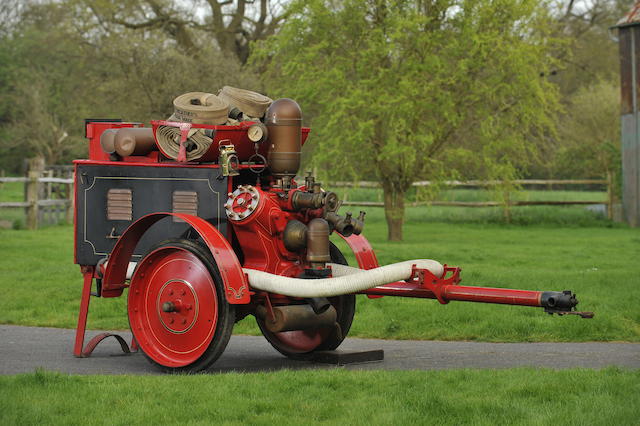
243, 259, 444, 298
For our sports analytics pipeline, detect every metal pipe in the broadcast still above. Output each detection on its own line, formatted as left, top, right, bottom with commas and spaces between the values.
360, 282, 578, 310
255, 304, 337, 333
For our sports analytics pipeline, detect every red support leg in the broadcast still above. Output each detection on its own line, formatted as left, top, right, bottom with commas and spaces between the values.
74, 266, 135, 357
74, 267, 94, 357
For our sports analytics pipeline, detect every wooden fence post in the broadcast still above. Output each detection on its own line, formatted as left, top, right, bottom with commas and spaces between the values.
66, 177, 74, 224
606, 170, 614, 220
25, 158, 45, 230
503, 190, 512, 224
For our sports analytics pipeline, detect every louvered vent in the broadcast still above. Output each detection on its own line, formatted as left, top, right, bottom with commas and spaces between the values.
173, 191, 198, 222
107, 188, 132, 221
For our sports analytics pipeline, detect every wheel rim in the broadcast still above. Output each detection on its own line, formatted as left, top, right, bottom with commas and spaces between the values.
128, 246, 218, 367
259, 327, 330, 354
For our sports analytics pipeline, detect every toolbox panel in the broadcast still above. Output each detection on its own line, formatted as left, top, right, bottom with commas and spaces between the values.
74, 163, 227, 265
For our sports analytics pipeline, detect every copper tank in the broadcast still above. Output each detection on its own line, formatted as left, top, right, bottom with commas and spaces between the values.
265, 98, 302, 179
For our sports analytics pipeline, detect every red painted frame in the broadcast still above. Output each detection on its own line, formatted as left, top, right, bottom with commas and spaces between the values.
102, 212, 250, 304
360, 265, 545, 307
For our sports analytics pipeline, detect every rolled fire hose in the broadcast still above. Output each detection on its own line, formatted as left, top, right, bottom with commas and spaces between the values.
218, 86, 272, 118
155, 120, 214, 162
172, 92, 228, 125
243, 259, 444, 298
156, 92, 227, 161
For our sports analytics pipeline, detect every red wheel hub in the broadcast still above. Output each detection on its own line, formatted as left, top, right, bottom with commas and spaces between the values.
157, 280, 198, 333
128, 247, 218, 367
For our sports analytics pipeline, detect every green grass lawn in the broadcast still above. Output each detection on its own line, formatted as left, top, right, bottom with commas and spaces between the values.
0, 368, 637, 425
0, 206, 638, 342
0, 181, 27, 227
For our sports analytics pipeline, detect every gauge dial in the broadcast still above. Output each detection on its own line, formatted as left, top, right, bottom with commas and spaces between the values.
247, 123, 267, 143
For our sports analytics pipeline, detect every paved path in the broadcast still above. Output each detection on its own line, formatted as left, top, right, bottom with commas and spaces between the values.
1, 325, 638, 375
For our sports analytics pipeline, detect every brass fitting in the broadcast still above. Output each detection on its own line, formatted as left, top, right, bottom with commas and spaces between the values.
324, 210, 365, 237
306, 218, 330, 267
283, 220, 307, 252
291, 190, 339, 212
304, 171, 315, 189
291, 191, 325, 210
352, 211, 366, 235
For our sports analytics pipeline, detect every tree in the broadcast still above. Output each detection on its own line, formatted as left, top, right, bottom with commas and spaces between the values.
549, 0, 632, 96
0, 1, 260, 170
525, 0, 630, 181
79, 0, 288, 64
0, 5, 96, 167
556, 81, 620, 185
253, 0, 561, 240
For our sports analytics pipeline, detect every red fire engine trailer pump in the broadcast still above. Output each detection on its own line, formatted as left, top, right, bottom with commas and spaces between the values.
73, 98, 593, 372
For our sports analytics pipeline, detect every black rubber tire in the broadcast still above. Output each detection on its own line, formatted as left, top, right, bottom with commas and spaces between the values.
129, 238, 235, 373
256, 242, 356, 358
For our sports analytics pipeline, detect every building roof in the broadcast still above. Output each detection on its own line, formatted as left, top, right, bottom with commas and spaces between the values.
616, 1, 640, 28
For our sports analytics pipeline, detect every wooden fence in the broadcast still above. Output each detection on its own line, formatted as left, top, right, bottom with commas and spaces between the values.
331, 176, 614, 221
0, 161, 615, 229
0, 160, 73, 229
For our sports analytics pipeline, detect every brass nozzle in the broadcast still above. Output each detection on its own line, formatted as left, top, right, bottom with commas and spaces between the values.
324, 211, 365, 237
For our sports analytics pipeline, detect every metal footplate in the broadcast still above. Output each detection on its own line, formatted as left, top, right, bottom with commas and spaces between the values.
310, 350, 385, 365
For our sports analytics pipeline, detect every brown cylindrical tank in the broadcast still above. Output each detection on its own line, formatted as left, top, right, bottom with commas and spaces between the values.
100, 129, 118, 154
306, 218, 330, 267
265, 98, 302, 179
256, 304, 337, 333
114, 128, 157, 157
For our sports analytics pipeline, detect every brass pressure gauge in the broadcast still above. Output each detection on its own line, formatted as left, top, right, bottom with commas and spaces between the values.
247, 123, 268, 143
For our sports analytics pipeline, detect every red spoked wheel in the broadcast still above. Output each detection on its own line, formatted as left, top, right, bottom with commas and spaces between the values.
256, 243, 356, 359
128, 239, 235, 373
